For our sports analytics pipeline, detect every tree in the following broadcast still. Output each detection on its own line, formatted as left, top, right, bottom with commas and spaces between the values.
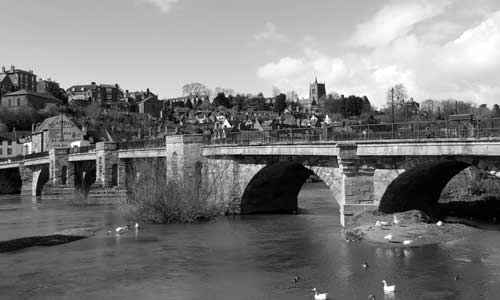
185, 98, 194, 109
213, 93, 229, 107
182, 83, 209, 97
272, 86, 281, 97
386, 84, 408, 108
492, 104, 500, 118
273, 93, 287, 114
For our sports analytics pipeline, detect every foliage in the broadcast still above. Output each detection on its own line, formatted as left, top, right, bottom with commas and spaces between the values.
273, 93, 287, 114
118, 159, 223, 224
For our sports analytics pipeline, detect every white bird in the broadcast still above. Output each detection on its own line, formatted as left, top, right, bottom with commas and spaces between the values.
384, 233, 393, 241
393, 215, 400, 225
312, 288, 328, 300
115, 226, 126, 234
134, 222, 139, 230
382, 280, 396, 293
437, 221, 443, 226
375, 221, 381, 226
403, 240, 413, 245
379, 221, 389, 226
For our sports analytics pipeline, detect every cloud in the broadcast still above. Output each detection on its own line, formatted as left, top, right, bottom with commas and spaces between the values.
141, 0, 179, 13
347, 0, 450, 48
254, 22, 288, 42
257, 9, 500, 107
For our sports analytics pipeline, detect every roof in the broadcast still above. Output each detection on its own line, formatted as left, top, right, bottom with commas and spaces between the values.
2, 89, 61, 102
34, 114, 79, 134
139, 95, 158, 104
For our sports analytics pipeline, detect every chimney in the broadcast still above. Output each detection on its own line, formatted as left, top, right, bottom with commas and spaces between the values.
1, 66, 5, 73
91, 82, 96, 85
146, 88, 150, 95
10, 65, 15, 72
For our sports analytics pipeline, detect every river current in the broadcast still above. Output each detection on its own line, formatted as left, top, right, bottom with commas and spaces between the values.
1, 183, 500, 300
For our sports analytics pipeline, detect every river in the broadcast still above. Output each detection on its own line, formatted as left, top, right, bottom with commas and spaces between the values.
1, 183, 500, 300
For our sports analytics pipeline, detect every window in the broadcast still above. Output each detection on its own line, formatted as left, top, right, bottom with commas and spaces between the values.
7, 140, 11, 145
8, 99, 11, 106
61, 166, 67, 185
7, 148, 12, 155
0, 149, 3, 155
17, 98, 20, 106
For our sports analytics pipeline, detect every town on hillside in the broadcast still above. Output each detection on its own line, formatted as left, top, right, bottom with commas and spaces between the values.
0, 65, 498, 158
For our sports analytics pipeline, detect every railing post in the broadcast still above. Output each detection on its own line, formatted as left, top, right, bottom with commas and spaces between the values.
391, 123, 395, 139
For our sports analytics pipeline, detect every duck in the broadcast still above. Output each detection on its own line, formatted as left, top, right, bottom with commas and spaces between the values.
293, 275, 300, 283
393, 215, 400, 225
403, 240, 413, 245
455, 275, 461, 280
368, 295, 376, 300
362, 262, 369, 269
384, 233, 393, 241
375, 221, 381, 227
382, 280, 396, 293
437, 221, 443, 226
312, 288, 328, 300
134, 222, 139, 230
106, 230, 112, 235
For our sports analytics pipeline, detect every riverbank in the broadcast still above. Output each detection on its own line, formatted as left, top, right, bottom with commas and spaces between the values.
0, 227, 100, 253
346, 210, 479, 247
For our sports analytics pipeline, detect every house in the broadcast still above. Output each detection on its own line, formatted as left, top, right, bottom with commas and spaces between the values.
0, 133, 23, 158
67, 82, 122, 105
26, 114, 84, 153
138, 94, 162, 117
0, 89, 61, 110
0, 65, 37, 91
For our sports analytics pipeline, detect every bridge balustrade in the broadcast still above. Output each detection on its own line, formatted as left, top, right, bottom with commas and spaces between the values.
118, 138, 165, 150
69, 145, 96, 154
208, 118, 500, 145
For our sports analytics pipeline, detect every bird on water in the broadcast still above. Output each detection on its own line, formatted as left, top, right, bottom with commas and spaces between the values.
362, 262, 369, 269
312, 288, 328, 300
382, 280, 396, 293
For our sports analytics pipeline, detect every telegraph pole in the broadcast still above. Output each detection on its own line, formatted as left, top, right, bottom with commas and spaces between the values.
391, 87, 395, 124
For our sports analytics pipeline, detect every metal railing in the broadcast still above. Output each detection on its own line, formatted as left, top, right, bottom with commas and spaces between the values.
209, 118, 500, 146
0, 151, 50, 164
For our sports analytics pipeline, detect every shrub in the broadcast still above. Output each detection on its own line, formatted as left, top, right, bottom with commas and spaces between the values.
118, 159, 223, 223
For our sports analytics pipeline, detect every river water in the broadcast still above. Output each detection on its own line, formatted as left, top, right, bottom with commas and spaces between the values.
1, 183, 500, 300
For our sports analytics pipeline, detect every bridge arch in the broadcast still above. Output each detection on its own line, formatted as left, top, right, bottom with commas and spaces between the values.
34, 166, 49, 196
378, 157, 500, 214
240, 161, 341, 214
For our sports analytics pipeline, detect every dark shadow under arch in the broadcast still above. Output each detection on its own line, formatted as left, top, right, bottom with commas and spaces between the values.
241, 162, 313, 214
0, 168, 22, 194
379, 160, 470, 214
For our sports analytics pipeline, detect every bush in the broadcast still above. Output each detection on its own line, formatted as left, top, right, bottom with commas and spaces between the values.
118, 159, 223, 223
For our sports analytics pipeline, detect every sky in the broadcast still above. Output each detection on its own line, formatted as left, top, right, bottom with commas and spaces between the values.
1, 0, 500, 107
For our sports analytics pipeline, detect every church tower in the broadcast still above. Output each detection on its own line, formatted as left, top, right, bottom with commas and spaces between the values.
309, 77, 326, 109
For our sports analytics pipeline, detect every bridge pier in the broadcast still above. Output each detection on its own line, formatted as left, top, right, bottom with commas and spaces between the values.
336, 143, 378, 226
41, 148, 77, 199
166, 135, 204, 182
19, 163, 49, 197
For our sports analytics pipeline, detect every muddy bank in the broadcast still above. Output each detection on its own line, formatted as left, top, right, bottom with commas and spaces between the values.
346, 210, 478, 247
0, 227, 100, 253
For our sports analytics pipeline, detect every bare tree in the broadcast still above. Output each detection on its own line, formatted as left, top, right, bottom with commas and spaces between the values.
386, 83, 408, 108
272, 86, 281, 97
182, 82, 210, 97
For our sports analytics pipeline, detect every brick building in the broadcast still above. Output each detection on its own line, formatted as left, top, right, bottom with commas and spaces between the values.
0, 89, 61, 110
67, 82, 122, 105
0, 65, 37, 91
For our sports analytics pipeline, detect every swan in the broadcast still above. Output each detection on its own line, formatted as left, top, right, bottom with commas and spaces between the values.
393, 215, 400, 225
312, 288, 328, 300
362, 262, 369, 268
384, 233, 393, 241
382, 280, 396, 292
375, 221, 381, 226
403, 240, 413, 245
379, 221, 389, 226
134, 222, 139, 230
115, 226, 126, 234
437, 221, 443, 226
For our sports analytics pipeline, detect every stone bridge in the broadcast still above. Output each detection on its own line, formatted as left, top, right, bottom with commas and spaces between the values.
2, 134, 500, 226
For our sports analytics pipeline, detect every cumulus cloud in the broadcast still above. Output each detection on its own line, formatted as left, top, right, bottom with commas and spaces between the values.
254, 22, 288, 42
347, 0, 450, 48
141, 0, 179, 13
257, 8, 500, 107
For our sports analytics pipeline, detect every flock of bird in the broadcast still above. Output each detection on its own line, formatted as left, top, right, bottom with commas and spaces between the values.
308, 216, 451, 299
